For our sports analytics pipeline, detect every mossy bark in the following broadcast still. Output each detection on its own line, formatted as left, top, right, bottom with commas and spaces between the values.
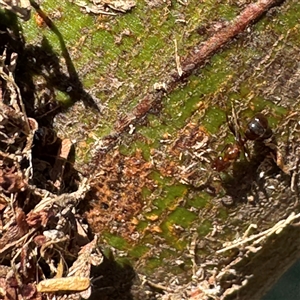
1, 0, 300, 299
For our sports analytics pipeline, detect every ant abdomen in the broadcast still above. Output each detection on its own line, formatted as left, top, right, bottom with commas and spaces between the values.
212, 156, 230, 172
212, 144, 240, 172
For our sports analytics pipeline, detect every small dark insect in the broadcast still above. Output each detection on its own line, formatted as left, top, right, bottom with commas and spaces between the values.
212, 112, 272, 172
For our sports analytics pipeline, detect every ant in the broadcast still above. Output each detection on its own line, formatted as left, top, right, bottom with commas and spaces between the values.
212, 111, 272, 172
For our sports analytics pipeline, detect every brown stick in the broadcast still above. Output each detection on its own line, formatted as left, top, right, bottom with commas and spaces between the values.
177, 0, 281, 81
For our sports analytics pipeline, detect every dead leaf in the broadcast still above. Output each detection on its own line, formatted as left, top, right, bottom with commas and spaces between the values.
36, 277, 90, 293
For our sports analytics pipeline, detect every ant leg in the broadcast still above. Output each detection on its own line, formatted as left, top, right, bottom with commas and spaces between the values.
226, 113, 238, 139
226, 107, 241, 142
231, 106, 242, 140
229, 106, 250, 161
241, 140, 250, 161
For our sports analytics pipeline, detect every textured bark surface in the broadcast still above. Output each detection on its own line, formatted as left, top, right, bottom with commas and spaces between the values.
225, 225, 300, 300
0, 0, 300, 299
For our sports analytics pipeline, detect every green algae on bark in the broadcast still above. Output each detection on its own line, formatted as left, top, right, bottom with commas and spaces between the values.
2, 0, 300, 298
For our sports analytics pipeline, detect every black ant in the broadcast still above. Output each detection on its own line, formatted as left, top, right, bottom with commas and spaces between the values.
212, 112, 272, 172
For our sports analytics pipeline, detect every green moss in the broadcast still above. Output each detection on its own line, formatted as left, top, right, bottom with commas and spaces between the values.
239, 84, 251, 98
159, 248, 176, 260
103, 232, 129, 250
146, 257, 161, 270
129, 245, 149, 258
118, 139, 153, 160
141, 187, 152, 198
136, 220, 148, 232
55, 90, 70, 104
150, 171, 172, 184
167, 207, 197, 228
115, 257, 132, 267
152, 184, 187, 211
197, 219, 212, 236
218, 208, 228, 219
187, 192, 210, 208
202, 107, 226, 134
277, 2, 300, 30
116, 11, 145, 36
138, 115, 169, 141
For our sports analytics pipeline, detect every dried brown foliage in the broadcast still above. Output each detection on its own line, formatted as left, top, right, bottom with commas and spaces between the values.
0, 50, 103, 299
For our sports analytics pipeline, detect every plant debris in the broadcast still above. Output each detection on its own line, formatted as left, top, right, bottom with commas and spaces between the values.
152, 121, 212, 188
0, 0, 31, 20
0, 49, 103, 299
69, 0, 136, 15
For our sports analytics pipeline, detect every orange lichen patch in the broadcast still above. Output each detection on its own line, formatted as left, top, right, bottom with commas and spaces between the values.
86, 149, 153, 241
130, 217, 139, 225
145, 214, 159, 221
149, 225, 162, 233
